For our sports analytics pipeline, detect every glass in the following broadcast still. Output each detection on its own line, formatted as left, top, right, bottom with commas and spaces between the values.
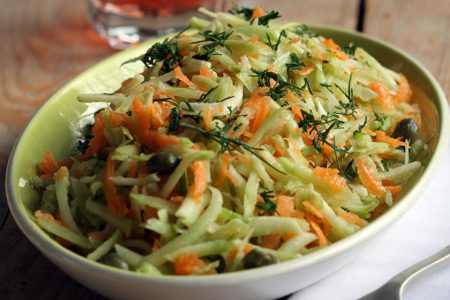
87, 0, 228, 49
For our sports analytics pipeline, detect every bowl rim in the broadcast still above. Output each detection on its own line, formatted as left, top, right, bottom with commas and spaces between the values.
5, 23, 450, 285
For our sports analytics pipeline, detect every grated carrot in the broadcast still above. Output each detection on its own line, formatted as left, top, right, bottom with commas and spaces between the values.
174, 66, 197, 89
337, 210, 366, 227
393, 74, 412, 104
39, 150, 60, 176
187, 161, 207, 202
313, 167, 347, 192
355, 156, 386, 198
199, 63, 213, 78
323, 39, 348, 60
302, 201, 324, 220
309, 220, 328, 247
252, 6, 265, 19
276, 195, 295, 217
370, 81, 393, 111
261, 234, 281, 249
385, 185, 402, 195
174, 254, 205, 275
202, 106, 213, 130
374, 130, 408, 148
79, 112, 108, 160
104, 154, 129, 216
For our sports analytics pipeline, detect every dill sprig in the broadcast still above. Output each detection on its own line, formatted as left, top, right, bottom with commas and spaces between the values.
251, 68, 302, 101
298, 109, 352, 181
230, 5, 281, 26
343, 42, 356, 56
256, 189, 277, 214
265, 30, 286, 50
142, 38, 180, 72
192, 30, 233, 60
168, 107, 286, 174
286, 53, 306, 73
295, 24, 319, 37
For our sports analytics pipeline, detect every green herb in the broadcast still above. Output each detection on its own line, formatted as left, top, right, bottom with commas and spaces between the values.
355, 116, 368, 134
251, 68, 302, 101
372, 110, 392, 131
286, 53, 305, 73
302, 78, 314, 95
343, 160, 357, 181
192, 30, 233, 60
178, 122, 286, 174
257, 10, 281, 26
256, 190, 277, 214
230, 5, 281, 26
294, 24, 319, 37
343, 42, 356, 56
229, 5, 253, 20
298, 109, 352, 180
265, 30, 286, 50
142, 38, 180, 72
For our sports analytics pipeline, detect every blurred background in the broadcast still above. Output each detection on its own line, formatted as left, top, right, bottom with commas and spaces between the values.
0, 0, 448, 298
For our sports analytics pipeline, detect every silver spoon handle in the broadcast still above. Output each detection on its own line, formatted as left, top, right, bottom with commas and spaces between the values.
360, 245, 450, 300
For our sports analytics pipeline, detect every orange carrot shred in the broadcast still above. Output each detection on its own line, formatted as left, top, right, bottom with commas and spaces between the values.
276, 195, 295, 217
313, 167, 347, 192
261, 234, 281, 249
104, 154, 129, 217
188, 161, 207, 202
174, 66, 196, 89
337, 210, 366, 227
370, 81, 393, 111
302, 201, 324, 220
309, 220, 328, 247
39, 150, 60, 176
174, 254, 205, 275
355, 156, 386, 198
252, 6, 265, 19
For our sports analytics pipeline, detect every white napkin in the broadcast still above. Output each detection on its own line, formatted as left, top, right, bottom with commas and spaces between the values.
290, 146, 450, 300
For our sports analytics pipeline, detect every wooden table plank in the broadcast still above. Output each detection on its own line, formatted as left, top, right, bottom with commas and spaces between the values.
0, 1, 360, 299
364, 0, 450, 99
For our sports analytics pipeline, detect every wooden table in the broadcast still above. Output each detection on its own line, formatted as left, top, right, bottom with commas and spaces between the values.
1, 0, 449, 298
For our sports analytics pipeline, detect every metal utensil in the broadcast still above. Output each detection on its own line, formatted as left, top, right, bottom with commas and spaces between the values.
360, 245, 450, 299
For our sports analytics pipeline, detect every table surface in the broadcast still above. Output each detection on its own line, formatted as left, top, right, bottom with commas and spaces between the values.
1, 0, 449, 299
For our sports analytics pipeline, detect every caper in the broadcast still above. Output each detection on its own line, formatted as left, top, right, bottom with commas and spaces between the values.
392, 118, 419, 144
242, 249, 278, 269
206, 255, 226, 273
146, 152, 181, 175
99, 253, 129, 270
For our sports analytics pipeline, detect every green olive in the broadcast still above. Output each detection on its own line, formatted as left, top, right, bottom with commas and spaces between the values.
242, 249, 278, 269
146, 152, 181, 175
99, 253, 129, 270
392, 118, 419, 144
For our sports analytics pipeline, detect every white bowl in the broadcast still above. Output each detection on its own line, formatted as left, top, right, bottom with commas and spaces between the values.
6, 24, 449, 300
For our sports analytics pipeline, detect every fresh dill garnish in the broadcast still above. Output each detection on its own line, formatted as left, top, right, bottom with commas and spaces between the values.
355, 116, 368, 134
320, 82, 334, 94
229, 5, 253, 20
343, 42, 356, 56
192, 30, 233, 60
198, 86, 218, 102
257, 10, 281, 26
256, 189, 277, 214
295, 24, 319, 37
142, 38, 180, 72
335, 73, 354, 102
230, 5, 281, 26
265, 30, 286, 50
372, 110, 392, 131
286, 53, 305, 73
298, 109, 353, 180
302, 78, 314, 95
168, 107, 180, 133
180, 122, 285, 174
251, 68, 302, 101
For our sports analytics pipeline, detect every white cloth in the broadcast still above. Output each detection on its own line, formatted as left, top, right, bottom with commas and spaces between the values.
291, 146, 450, 300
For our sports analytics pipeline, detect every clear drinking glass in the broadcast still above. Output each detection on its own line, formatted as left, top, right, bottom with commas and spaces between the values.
87, 0, 228, 49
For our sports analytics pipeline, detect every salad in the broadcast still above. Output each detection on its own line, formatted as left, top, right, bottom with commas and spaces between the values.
30, 6, 424, 276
